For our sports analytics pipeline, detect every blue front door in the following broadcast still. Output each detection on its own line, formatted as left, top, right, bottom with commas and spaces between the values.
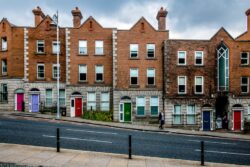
203, 111, 211, 131
32, 94, 39, 112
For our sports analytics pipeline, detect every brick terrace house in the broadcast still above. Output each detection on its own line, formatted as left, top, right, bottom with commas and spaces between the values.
164, 9, 250, 131
113, 8, 168, 123
0, 6, 250, 131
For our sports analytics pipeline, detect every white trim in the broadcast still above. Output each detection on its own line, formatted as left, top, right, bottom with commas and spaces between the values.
45, 89, 53, 107
95, 65, 104, 82
194, 51, 204, 66
87, 92, 96, 111
36, 40, 45, 53
130, 44, 139, 58
78, 64, 87, 82
136, 96, 145, 116
78, 40, 87, 55
177, 51, 187, 65
240, 77, 249, 94
147, 68, 155, 86
52, 41, 60, 54
217, 45, 229, 91
95, 40, 104, 55
240, 52, 249, 65
150, 96, 159, 116
178, 76, 187, 94
37, 64, 45, 79
195, 76, 204, 94
146, 43, 155, 58
130, 68, 139, 85
119, 103, 124, 122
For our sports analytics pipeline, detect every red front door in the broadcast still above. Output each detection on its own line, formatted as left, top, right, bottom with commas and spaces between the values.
234, 111, 241, 131
16, 93, 24, 111
75, 98, 82, 117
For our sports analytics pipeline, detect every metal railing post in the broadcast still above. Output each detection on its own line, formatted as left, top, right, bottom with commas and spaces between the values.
57, 128, 60, 152
129, 135, 132, 159
201, 141, 204, 166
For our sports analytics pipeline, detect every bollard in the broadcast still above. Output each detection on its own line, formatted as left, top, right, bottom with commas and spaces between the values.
57, 128, 60, 152
201, 141, 204, 166
128, 135, 132, 159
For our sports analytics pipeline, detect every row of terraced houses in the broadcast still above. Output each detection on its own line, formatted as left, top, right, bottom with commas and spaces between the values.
1, 6, 250, 131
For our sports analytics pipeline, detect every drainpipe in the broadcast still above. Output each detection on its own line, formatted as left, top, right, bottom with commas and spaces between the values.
162, 41, 166, 112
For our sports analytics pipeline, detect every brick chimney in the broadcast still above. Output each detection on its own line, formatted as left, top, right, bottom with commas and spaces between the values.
71, 7, 83, 28
156, 7, 168, 31
246, 8, 250, 32
32, 6, 45, 27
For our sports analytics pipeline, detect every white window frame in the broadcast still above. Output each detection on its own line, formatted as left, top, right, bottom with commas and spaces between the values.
178, 76, 186, 94
136, 96, 145, 116
79, 40, 87, 55
95, 65, 104, 82
187, 105, 196, 125
37, 40, 45, 53
59, 89, 66, 106
241, 77, 249, 93
52, 41, 60, 54
147, 68, 155, 85
195, 76, 204, 94
95, 40, 104, 55
147, 44, 155, 58
130, 68, 139, 85
45, 89, 53, 107
1, 37, 7, 51
1, 59, 7, 75
150, 96, 159, 116
241, 52, 249, 65
130, 44, 139, 58
87, 92, 96, 111
79, 65, 87, 82
195, 51, 204, 66
177, 51, 186, 65
52, 64, 60, 79
37, 64, 45, 79
173, 105, 181, 124
100, 92, 110, 111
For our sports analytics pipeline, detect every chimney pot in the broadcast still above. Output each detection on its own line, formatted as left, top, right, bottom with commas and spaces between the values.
246, 8, 250, 32
71, 7, 83, 28
32, 6, 45, 27
156, 7, 168, 31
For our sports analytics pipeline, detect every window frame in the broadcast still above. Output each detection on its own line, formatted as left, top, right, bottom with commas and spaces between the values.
147, 44, 155, 58
1, 37, 7, 51
178, 76, 187, 94
187, 105, 196, 125
136, 96, 145, 116
100, 92, 110, 111
241, 77, 249, 94
240, 52, 249, 65
195, 51, 204, 66
79, 40, 87, 55
177, 51, 187, 65
1, 59, 7, 75
45, 89, 53, 107
37, 64, 45, 79
195, 76, 204, 94
147, 68, 155, 85
52, 64, 60, 79
52, 41, 60, 54
173, 105, 181, 125
95, 65, 104, 82
150, 96, 159, 116
87, 92, 96, 111
59, 89, 66, 106
36, 40, 45, 53
79, 65, 87, 82
95, 40, 104, 55
130, 68, 139, 85
130, 44, 139, 58
0, 83, 8, 103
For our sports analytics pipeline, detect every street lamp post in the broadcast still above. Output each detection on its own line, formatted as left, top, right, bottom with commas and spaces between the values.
53, 11, 60, 119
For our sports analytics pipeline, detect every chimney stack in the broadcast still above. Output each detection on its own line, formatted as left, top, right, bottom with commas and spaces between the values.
246, 8, 250, 32
71, 7, 83, 28
32, 6, 45, 27
156, 7, 168, 31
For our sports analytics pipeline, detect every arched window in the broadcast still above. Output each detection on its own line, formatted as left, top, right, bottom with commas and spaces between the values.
217, 42, 229, 91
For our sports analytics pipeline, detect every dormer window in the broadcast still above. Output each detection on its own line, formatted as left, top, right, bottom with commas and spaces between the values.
1, 37, 7, 51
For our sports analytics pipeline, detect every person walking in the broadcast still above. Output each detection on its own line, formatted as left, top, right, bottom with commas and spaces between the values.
158, 110, 165, 129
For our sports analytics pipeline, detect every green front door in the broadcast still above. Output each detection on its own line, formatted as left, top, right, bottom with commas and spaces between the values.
124, 103, 131, 122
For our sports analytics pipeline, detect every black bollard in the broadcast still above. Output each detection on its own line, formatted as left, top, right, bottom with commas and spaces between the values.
201, 141, 204, 166
57, 128, 60, 152
129, 135, 132, 159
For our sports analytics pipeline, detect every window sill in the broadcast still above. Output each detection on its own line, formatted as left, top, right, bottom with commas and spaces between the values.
240, 65, 250, 67
194, 93, 204, 95
129, 57, 140, 60
194, 65, 204, 67
146, 57, 157, 60
177, 64, 187, 66
78, 54, 88, 56
94, 54, 105, 56
0, 49, 8, 52
129, 85, 139, 88
36, 78, 46, 81
51, 53, 62, 55
1, 73, 7, 76
35, 52, 47, 55
136, 115, 146, 118
0, 101, 8, 104
78, 81, 88, 84
94, 81, 104, 84
146, 85, 156, 88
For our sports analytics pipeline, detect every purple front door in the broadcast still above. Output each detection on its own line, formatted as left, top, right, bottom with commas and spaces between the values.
31, 94, 39, 112
16, 93, 24, 111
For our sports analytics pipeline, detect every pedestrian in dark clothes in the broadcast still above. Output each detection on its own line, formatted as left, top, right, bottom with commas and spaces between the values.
158, 111, 165, 129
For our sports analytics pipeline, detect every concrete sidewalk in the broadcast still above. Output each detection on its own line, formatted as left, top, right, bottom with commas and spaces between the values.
0, 143, 248, 167
1, 111, 250, 141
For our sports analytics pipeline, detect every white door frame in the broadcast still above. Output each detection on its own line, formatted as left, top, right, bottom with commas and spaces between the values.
201, 108, 214, 131
232, 108, 243, 131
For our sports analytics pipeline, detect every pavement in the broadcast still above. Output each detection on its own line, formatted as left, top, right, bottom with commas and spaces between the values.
0, 143, 249, 167
1, 111, 249, 141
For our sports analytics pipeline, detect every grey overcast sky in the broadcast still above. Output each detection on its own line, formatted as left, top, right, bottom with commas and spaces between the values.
0, 0, 250, 39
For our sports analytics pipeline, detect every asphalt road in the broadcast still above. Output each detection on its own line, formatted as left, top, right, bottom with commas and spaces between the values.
0, 117, 250, 165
